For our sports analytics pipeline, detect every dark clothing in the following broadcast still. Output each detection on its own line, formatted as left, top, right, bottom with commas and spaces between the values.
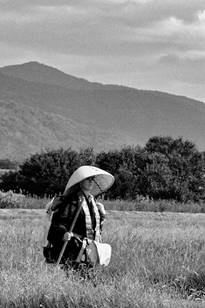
46, 192, 104, 264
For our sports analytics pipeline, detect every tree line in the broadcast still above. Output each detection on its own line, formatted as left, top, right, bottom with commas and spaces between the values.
0, 136, 205, 202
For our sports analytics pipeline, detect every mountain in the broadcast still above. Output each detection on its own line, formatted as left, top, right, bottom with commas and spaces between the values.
0, 98, 135, 160
0, 61, 103, 90
0, 61, 205, 161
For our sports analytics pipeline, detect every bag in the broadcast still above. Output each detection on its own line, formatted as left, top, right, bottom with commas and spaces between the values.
94, 242, 112, 266
85, 240, 99, 266
43, 244, 56, 263
85, 240, 112, 267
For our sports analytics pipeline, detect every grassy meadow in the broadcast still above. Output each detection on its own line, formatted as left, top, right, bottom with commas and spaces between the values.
1, 207, 205, 307
1, 190, 205, 213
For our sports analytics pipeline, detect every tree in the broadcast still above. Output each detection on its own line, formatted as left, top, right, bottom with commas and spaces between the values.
96, 146, 143, 199
145, 136, 205, 201
1, 137, 204, 202
145, 136, 197, 157
136, 151, 172, 199
0, 148, 83, 196
79, 147, 96, 165
96, 149, 124, 199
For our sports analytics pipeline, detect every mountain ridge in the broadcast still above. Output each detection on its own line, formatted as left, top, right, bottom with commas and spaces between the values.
0, 61, 104, 90
1, 61, 205, 106
0, 61, 205, 160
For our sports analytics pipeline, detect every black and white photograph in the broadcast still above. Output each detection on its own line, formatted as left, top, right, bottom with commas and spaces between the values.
0, 1, 205, 307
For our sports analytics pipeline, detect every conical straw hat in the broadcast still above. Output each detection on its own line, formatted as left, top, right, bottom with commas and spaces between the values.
64, 165, 114, 196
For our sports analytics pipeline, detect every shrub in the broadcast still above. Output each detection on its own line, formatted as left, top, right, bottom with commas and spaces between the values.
0, 137, 205, 202
0, 190, 25, 208
0, 148, 96, 197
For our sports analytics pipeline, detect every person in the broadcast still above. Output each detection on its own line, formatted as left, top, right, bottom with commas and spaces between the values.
43, 165, 114, 268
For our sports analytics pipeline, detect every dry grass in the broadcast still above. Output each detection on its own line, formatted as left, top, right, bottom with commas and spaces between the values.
1, 191, 205, 214
0, 191, 48, 209
104, 199, 205, 213
1, 209, 205, 307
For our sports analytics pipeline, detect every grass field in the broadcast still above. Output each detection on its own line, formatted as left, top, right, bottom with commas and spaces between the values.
1, 209, 205, 307
1, 190, 205, 214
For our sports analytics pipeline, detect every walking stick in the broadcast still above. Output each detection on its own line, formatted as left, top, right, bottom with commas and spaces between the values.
56, 200, 82, 266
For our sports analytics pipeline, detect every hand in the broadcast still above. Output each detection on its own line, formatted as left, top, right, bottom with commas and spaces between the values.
63, 232, 73, 242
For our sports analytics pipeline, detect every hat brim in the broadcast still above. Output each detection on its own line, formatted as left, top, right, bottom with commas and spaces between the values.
64, 166, 115, 197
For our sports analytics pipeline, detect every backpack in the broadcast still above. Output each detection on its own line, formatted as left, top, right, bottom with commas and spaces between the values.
43, 196, 66, 263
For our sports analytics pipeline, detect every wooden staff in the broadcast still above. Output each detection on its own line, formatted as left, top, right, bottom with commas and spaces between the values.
56, 200, 82, 266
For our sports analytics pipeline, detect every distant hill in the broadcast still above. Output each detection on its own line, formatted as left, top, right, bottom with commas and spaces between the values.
0, 61, 205, 160
0, 98, 135, 160
0, 61, 102, 90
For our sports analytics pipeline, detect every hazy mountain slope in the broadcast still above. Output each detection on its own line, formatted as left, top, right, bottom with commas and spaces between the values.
0, 62, 205, 160
0, 99, 137, 160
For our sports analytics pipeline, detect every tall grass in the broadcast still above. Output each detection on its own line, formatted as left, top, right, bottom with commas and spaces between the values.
0, 190, 48, 209
1, 190, 205, 213
0, 209, 205, 307
104, 199, 205, 213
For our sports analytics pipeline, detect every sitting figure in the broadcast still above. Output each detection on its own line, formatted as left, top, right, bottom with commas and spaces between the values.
43, 165, 114, 268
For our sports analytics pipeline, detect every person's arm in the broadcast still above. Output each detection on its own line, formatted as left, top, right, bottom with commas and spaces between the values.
96, 202, 106, 231
47, 196, 70, 243
47, 214, 67, 243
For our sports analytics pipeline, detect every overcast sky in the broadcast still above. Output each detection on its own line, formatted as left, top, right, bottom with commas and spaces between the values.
1, 0, 205, 102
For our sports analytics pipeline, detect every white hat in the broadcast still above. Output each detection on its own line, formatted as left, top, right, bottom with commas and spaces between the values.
64, 165, 114, 196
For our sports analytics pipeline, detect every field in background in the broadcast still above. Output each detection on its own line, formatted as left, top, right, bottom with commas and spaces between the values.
1, 209, 205, 307
1, 191, 205, 213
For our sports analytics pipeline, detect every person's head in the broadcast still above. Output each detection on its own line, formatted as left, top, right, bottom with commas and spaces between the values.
80, 176, 95, 195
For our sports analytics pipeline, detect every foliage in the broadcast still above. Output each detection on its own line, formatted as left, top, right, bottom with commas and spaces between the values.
0, 148, 95, 197
145, 136, 197, 157
0, 190, 25, 209
96, 138, 205, 202
96, 147, 137, 199
0, 137, 205, 202
145, 137, 205, 201
0, 190, 47, 209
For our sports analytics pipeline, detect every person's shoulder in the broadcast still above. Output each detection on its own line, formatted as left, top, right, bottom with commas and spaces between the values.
51, 194, 76, 217
45, 195, 65, 214
49, 194, 76, 211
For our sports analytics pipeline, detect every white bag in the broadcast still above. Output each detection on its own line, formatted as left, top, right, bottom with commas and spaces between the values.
86, 241, 112, 267
95, 242, 112, 266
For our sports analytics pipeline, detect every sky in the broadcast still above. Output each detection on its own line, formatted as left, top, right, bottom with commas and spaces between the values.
1, 0, 205, 102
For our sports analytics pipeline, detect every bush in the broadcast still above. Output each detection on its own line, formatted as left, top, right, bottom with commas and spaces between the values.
0, 190, 48, 209
0, 147, 96, 197
0, 137, 205, 202
0, 190, 25, 208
